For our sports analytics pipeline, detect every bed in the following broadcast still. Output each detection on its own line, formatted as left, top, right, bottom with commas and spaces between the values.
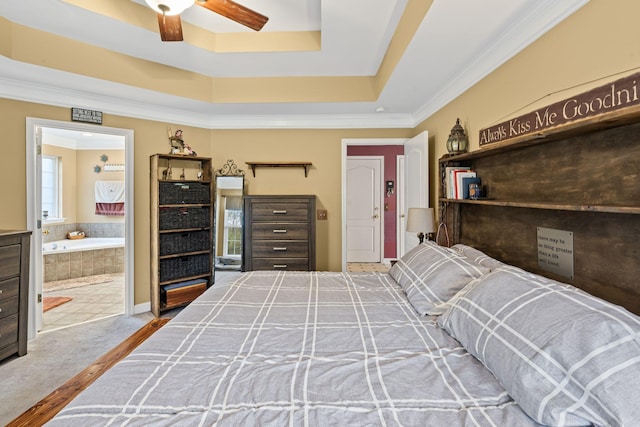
45, 241, 640, 426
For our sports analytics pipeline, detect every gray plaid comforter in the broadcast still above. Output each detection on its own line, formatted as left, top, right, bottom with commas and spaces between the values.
47, 271, 541, 426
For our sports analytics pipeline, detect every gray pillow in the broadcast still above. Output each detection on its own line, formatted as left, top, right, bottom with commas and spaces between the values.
438, 265, 640, 426
449, 244, 505, 271
389, 241, 489, 316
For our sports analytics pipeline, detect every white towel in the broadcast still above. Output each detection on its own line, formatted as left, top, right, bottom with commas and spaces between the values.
95, 181, 125, 203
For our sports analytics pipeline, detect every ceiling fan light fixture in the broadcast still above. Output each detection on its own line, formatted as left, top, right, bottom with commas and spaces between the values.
144, 0, 195, 16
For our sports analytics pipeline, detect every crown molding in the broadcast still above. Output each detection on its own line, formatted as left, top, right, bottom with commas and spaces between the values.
0, 72, 414, 130
412, 0, 590, 125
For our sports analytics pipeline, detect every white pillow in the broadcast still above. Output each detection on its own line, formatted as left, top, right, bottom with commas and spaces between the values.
438, 265, 640, 426
389, 241, 489, 316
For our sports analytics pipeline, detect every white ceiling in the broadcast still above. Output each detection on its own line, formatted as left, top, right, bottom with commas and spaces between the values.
0, 0, 589, 129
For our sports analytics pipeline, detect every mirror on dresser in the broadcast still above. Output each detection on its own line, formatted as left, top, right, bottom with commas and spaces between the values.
214, 160, 245, 273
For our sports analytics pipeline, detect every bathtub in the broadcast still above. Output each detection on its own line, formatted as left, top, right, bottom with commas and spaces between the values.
43, 237, 125, 282
43, 237, 125, 254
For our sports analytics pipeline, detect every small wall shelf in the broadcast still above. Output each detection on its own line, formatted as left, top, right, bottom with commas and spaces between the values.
245, 162, 312, 177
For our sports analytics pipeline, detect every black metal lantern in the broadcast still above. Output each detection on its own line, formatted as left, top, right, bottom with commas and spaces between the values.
446, 118, 468, 155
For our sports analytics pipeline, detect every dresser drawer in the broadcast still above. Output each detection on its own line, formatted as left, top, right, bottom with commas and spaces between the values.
251, 202, 309, 222
252, 258, 310, 271
0, 277, 19, 302
0, 245, 21, 281
252, 241, 309, 258
0, 296, 18, 320
0, 313, 18, 350
251, 223, 309, 240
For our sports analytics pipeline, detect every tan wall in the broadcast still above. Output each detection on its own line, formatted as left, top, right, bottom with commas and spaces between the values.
1, 0, 636, 307
0, 99, 409, 305
76, 149, 125, 223
415, 0, 640, 210
40, 146, 126, 224
42, 144, 77, 223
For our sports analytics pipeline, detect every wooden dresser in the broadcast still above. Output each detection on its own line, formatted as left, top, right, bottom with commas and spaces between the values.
0, 230, 31, 362
243, 195, 316, 271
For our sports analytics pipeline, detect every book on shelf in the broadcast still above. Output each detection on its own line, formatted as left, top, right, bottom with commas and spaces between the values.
445, 166, 470, 198
461, 177, 482, 199
454, 170, 477, 199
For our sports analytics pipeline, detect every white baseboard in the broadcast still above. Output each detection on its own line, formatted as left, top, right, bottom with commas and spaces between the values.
134, 302, 151, 315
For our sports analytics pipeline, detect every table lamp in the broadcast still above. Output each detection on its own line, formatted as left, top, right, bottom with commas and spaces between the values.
406, 208, 436, 244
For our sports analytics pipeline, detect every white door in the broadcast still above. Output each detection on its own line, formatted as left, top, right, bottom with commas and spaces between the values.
396, 155, 406, 258
403, 131, 429, 254
346, 157, 383, 262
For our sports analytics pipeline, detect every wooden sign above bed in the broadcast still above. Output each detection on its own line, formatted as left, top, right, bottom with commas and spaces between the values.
479, 71, 640, 146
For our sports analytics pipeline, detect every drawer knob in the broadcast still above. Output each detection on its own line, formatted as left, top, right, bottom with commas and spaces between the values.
273, 247, 288, 251
273, 210, 287, 214
273, 264, 288, 269
272, 229, 287, 234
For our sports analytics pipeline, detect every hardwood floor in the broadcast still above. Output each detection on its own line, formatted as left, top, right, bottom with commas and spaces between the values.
7, 318, 169, 427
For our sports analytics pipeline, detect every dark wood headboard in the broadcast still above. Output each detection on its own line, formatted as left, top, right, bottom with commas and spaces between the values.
439, 107, 640, 314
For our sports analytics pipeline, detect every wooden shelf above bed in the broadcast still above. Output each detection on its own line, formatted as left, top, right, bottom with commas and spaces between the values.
439, 198, 640, 215
437, 107, 640, 315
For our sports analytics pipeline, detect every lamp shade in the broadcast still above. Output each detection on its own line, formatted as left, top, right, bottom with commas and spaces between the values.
145, 0, 194, 15
406, 208, 435, 234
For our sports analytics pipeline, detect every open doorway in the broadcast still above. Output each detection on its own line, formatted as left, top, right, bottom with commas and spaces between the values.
26, 118, 134, 338
341, 133, 429, 271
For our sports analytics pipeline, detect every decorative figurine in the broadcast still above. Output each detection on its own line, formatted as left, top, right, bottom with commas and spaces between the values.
162, 160, 173, 180
167, 127, 197, 156
197, 163, 203, 181
168, 128, 184, 154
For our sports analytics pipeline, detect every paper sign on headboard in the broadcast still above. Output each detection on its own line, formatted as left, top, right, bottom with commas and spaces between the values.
479, 71, 640, 146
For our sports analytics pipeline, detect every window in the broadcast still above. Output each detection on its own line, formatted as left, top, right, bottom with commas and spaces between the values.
223, 196, 243, 256
42, 155, 60, 219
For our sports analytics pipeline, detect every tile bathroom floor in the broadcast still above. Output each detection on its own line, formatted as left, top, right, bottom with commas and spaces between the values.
42, 274, 125, 332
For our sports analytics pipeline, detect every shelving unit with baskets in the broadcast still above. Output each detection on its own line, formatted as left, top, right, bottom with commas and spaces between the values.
150, 154, 214, 317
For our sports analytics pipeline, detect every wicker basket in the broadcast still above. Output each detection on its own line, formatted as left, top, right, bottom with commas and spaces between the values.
159, 206, 210, 230
159, 182, 210, 205
160, 230, 210, 256
159, 253, 210, 282
66, 231, 86, 240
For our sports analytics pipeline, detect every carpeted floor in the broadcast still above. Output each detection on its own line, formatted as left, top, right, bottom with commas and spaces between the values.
0, 313, 158, 424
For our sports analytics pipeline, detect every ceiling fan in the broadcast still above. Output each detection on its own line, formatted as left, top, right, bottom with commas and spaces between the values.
144, 0, 269, 42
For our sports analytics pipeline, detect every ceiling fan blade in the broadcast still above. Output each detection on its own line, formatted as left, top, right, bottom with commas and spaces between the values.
196, 0, 269, 31
157, 13, 184, 41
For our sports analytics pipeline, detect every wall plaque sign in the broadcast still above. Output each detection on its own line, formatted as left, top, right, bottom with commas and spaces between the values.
480, 71, 640, 146
537, 227, 574, 279
71, 107, 103, 125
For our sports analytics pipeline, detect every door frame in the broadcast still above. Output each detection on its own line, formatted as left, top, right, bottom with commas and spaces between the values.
341, 138, 406, 271
25, 117, 135, 339
396, 154, 406, 258
346, 155, 384, 263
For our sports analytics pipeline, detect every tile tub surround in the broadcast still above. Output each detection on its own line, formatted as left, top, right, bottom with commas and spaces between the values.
42, 222, 124, 243
44, 246, 124, 282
